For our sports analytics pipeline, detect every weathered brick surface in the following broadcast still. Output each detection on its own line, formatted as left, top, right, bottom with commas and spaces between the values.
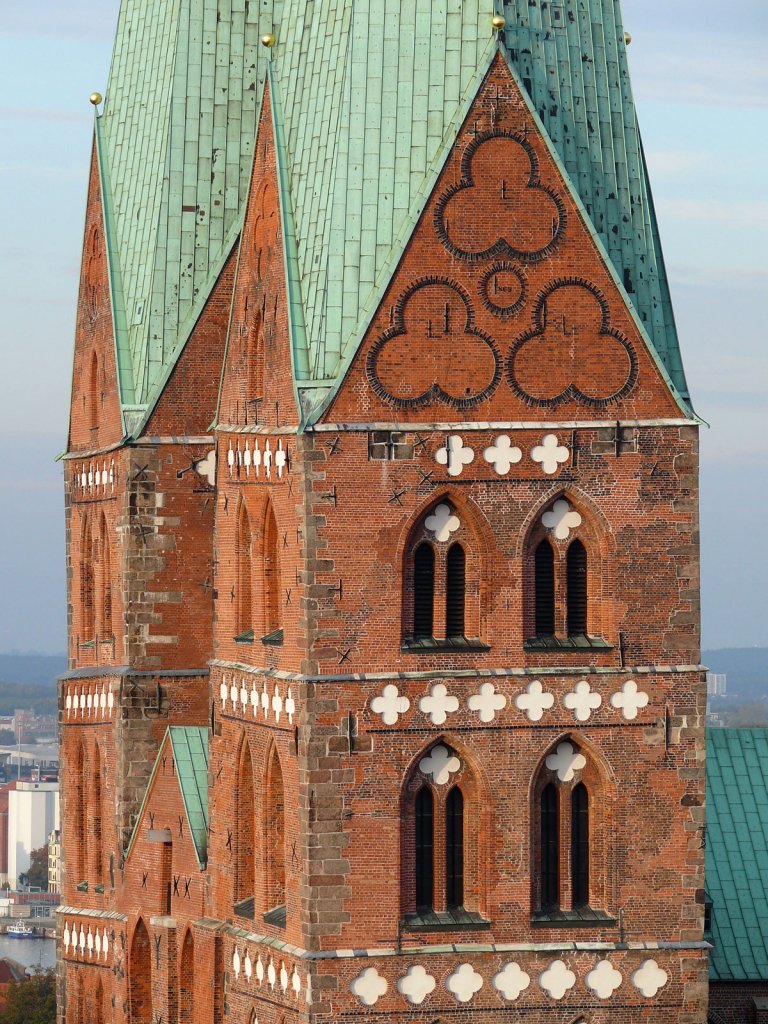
59, 50, 707, 1024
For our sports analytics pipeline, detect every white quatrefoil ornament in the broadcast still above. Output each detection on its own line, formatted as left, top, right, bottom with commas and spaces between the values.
539, 959, 576, 1000
531, 433, 570, 474
419, 683, 459, 725
563, 679, 602, 722
493, 961, 531, 1001
586, 959, 623, 999
546, 741, 587, 782
515, 680, 555, 722
611, 679, 650, 720
435, 435, 475, 476
397, 965, 436, 1005
446, 963, 483, 1003
542, 498, 582, 540
370, 684, 410, 725
419, 744, 461, 786
350, 967, 388, 1006
632, 959, 669, 997
424, 503, 460, 542
467, 682, 507, 723
483, 434, 522, 474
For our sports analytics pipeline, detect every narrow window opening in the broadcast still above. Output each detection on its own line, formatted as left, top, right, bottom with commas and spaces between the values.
235, 744, 255, 906
445, 543, 466, 639
540, 783, 559, 910
236, 505, 252, 638
413, 543, 435, 640
446, 786, 464, 909
265, 749, 286, 916
91, 745, 102, 884
566, 539, 588, 636
571, 783, 589, 908
534, 540, 555, 636
263, 503, 281, 636
415, 787, 434, 911
88, 351, 99, 430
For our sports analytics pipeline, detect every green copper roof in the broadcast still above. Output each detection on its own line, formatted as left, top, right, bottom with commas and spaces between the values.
98, 0, 284, 422
97, 0, 689, 425
169, 726, 210, 869
264, 0, 688, 404
706, 728, 768, 982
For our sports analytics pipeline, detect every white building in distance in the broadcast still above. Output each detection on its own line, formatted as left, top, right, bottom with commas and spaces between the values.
7, 782, 59, 888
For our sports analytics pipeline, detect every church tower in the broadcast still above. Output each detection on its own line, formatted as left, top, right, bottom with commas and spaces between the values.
60, 2, 707, 1023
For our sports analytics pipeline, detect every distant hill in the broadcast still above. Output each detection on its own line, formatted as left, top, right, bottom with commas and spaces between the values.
0, 653, 67, 688
703, 648, 768, 702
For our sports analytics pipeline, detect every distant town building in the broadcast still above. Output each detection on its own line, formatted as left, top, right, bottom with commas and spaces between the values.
48, 828, 60, 893
7, 782, 58, 888
707, 673, 727, 697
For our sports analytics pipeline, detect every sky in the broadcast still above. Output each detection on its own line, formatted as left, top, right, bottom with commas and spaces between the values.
0, 0, 766, 655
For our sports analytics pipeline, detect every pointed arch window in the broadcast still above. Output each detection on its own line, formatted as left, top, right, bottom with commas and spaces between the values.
566, 539, 588, 636
534, 540, 555, 637
129, 919, 152, 1024
445, 544, 466, 640
571, 782, 589, 908
79, 513, 95, 644
413, 544, 435, 640
414, 787, 434, 911
98, 513, 113, 642
402, 745, 487, 928
234, 503, 253, 642
526, 500, 608, 650
262, 502, 283, 644
403, 501, 487, 652
445, 786, 464, 909
263, 746, 287, 926
91, 744, 103, 884
532, 740, 611, 924
88, 351, 99, 430
234, 741, 255, 916
540, 783, 559, 910
74, 743, 87, 883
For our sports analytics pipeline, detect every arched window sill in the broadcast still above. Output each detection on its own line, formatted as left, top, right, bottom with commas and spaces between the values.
233, 896, 255, 920
402, 637, 490, 654
263, 904, 286, 928
524, 634, 612, 651
531, 907, 616, 927
261, 628, 284, 647
402, 908, 490, 932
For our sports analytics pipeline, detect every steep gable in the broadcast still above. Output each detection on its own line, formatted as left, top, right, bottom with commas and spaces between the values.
324, 53, 688, 425
67, 139, 124, 453
217, 83, 300, 431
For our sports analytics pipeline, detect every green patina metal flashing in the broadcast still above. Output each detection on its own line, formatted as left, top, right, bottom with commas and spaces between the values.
706, 728, 768, 982
125, 726, 209, 870
98, 0, 690, 429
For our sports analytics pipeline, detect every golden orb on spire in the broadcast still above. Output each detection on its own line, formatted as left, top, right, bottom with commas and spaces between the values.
624, 31, 632, 45
261, 33, 276, 47
89, 92, 103, 106
492, 14, 506, 30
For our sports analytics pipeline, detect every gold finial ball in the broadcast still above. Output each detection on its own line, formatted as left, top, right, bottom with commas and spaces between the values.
624, 31, 632, 45
89, 92, 103, 106
492, 14, 506, 30
261, 33, 276, 47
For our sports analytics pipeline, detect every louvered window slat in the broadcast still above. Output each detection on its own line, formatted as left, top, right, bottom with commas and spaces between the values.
571, 783, 589, 908
445, 543, 466, 639
566, 539, 588, 636
446, 786, 464, 909
413, 543, 435, 639
535, 540, 555, 636
415, 787, 434, 910
541, 783, 559, 910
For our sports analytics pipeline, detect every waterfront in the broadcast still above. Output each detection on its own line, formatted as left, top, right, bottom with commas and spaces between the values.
0, 934, 55, 971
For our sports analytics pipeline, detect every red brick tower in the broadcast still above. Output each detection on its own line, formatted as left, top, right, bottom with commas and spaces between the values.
60, 3, 707, 1023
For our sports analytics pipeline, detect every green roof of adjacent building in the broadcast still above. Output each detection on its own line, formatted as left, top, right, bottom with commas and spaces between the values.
95, 0, 690, 430
706, 728, 768, 982
124, 725, 209, 870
